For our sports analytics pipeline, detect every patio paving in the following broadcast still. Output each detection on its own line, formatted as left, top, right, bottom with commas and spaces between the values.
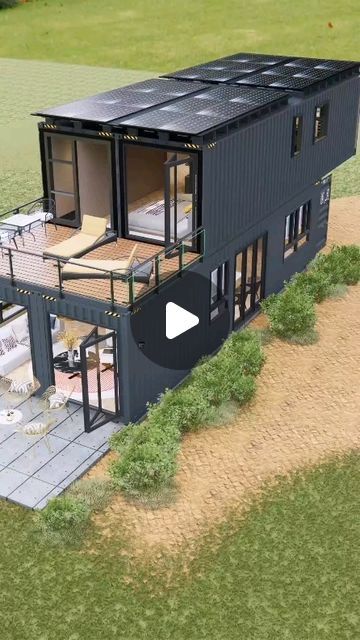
0, 392, 123, 510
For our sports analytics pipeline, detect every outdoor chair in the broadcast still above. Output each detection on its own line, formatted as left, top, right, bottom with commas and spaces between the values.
0, 229, 17, 255
27, 198, 56, 235
41, 384, 75, 422
0, 375, 40, 411
61, 243, 139, 281
16, 415, 56, 453
43, 215, 108, 260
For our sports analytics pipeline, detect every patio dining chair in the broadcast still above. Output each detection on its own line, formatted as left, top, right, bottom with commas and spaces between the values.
27, 198, 56, 235
15, 415, 56, 453
41, 385, 75, 422
0, 228, 17, 256
0, 375, 40, 412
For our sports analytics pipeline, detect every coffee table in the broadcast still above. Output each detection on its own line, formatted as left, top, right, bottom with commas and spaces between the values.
0, 409, 23, 426
53, 350, 97, 379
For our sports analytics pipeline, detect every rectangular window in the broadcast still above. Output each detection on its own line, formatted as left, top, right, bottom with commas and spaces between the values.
210, 263, 227, 321
291, 115, 303, 156
314, 104, 329, 142
284, 201, 311, 259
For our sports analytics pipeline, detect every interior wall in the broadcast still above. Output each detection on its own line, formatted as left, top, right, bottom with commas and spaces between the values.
77, 140, 111, 223
126, 145, 166, 204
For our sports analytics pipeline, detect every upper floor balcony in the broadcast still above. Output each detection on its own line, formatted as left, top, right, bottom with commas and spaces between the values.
0, 198, 205, 310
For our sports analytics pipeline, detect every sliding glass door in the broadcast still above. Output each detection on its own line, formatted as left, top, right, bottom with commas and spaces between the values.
45, 135, 81, 227
165, 154, 197, 246
234, 235, 267, 327
80, 327, 119, 432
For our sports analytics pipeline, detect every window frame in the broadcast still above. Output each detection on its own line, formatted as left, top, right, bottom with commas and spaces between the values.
313, 103, 329, 143
291, 115, 303, 157
284, 201, 311, 260
210, 262, 228, 322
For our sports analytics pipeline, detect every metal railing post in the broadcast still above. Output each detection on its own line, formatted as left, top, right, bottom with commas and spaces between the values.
155, 255, 161, 288
179, 241, 185, 272
110, 270, 115, 310
56, 259, 64, 297
128, 272, 135, 305
7, 248, 14, 285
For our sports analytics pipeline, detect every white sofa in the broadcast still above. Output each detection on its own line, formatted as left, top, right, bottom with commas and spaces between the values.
0, 313, 60, 377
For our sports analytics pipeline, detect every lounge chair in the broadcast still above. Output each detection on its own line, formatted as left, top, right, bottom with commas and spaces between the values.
43, 215, 109, 259
61, 244, 139, 281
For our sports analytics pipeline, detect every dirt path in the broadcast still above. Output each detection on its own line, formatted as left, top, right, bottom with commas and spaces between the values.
91, 196, 360, 552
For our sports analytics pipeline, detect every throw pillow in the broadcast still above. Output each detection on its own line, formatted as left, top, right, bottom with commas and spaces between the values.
9, 380, 33, 395
2, 334, 17, 352
49, 391, 67, 409
0, 340, 5, 356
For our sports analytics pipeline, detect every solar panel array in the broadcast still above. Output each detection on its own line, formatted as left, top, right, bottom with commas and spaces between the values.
235, 57, 358, 91
34, 78, 208, 122
116, 85, 287, 135
35, 53, 359, 136
163, 52, 292, 83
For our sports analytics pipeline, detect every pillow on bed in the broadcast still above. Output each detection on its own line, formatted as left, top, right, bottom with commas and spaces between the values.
0, 340, 5, 356
2, 334, 17, 352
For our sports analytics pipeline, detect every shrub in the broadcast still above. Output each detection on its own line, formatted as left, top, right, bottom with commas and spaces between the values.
160, 385, 213, 433
109, 417, 181, 493
313, 245, 360, 286
262, 287, 316, 340
67, 477, 115, 511
222, 329, 265, 376
230, 374, 256, 405
291, 268, 334, 303
0, 0, 18, 8
191, 355, 231, 406
39, 496, 90, 533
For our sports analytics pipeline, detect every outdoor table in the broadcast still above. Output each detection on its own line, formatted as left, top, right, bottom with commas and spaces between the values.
0, 409, 23, 426
0, 212, 52, 249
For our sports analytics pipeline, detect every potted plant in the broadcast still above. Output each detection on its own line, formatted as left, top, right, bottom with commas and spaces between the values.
59, 330, 78, 367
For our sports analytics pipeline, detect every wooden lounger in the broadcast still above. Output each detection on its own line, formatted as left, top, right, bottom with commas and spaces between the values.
43, 215, 109, 259
61, 245, 139, 281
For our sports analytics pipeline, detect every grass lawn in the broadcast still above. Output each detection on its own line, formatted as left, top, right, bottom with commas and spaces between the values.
0, 453, 359, 639
0, 0, 359, 70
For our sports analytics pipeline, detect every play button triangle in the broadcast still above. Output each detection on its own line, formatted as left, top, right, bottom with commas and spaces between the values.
166, 302, 199, 340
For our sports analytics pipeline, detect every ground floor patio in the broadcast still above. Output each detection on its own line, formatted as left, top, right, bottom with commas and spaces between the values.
0, 393, 123, 509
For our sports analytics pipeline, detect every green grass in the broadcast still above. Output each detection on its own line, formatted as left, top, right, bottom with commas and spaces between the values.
0, 0, 359, 70
0, 453, 359, 639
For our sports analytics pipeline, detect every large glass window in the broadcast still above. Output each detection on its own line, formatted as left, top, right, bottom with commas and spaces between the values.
125, 144, 197, 244
234, 236, 266, 326
284, 201, 311, 259
210, 263, 227, 321
0, 306, 34, 384
45, 134, 112, 229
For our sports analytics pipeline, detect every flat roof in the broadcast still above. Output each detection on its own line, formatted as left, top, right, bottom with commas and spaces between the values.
33, 78, 208, 123
115, 85, 288, 135
34, 53, 359, 137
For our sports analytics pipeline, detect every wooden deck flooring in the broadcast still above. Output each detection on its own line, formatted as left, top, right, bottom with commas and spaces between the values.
0, 224, 200, 307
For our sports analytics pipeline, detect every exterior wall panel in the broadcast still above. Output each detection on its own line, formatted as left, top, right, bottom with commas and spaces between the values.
202, 76, 359, 253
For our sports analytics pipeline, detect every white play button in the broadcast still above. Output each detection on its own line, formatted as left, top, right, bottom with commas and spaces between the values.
166, 302, 199, 340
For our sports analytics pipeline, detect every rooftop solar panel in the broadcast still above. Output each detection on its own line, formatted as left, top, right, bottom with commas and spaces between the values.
33, 78, 208, 123
115, 85, 288, 135
163, 53, 292, 83
234, 57, 359, 91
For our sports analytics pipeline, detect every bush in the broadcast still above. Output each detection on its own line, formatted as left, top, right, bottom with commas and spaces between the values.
160, 385, 213, 433
39, 496, 90, 533
230, 374, 256, 405
109, 417, 181, 493
222, 329, 265, 376
291, 268, 334, 303
262, 287, 316, 340
0, 0, 18, 8
313, 245, 360, 286
67, 477, 115, 511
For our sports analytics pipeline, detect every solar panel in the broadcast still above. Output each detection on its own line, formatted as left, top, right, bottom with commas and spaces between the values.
234, 57, 359, 91
163, 53, 292, 83
34, 78, 209, 123
116, 85, 288, 135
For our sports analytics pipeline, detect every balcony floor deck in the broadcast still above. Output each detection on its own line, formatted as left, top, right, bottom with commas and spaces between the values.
0, 224, 199, 307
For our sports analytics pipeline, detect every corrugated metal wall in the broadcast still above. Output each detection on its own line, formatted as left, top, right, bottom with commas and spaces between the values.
202, 76, 359, 253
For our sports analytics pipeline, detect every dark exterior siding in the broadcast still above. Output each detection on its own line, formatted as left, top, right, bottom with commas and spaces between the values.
202, 75, 359, 253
